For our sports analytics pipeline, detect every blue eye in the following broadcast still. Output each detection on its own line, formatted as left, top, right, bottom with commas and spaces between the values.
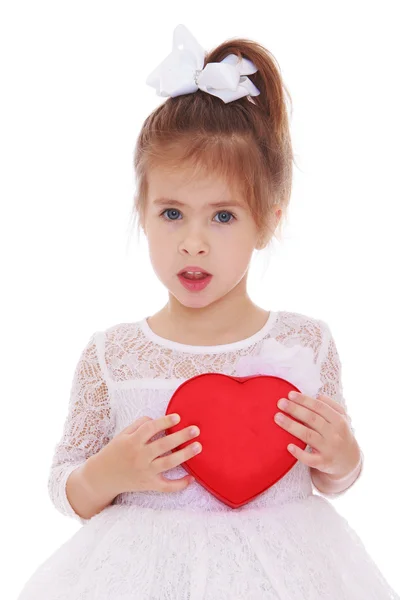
160, 209, 236, 225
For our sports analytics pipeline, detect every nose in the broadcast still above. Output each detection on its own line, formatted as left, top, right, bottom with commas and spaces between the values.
178, 230, 209, 256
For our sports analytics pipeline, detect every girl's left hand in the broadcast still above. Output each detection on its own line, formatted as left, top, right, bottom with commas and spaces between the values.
274, 391, 361, 479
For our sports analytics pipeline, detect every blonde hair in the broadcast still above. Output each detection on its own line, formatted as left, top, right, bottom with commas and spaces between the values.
129, 34, 298, 250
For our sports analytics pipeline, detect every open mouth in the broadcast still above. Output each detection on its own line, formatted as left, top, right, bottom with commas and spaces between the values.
180, 272, 210, 280
178, 271, 213, 291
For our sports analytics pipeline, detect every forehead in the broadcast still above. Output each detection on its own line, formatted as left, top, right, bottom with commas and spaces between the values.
147, 165, 245, 209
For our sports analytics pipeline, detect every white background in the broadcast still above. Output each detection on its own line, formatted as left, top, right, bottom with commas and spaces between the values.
2, 1, 399, 597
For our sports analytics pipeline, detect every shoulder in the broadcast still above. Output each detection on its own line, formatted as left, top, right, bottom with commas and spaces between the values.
87, 321, 146, 384
277, 309, 328, 336
94, 320, 148, 361
273, 310, 333, 361
100, 320, 143, 346
103, 320, 141, 336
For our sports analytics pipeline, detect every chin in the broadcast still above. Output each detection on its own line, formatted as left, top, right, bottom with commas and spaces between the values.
167, 281, 213, 309
174, 292, 213, 309
172, 285, 233, 311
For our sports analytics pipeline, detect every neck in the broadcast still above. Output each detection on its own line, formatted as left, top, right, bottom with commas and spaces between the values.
149, 289, 269, 346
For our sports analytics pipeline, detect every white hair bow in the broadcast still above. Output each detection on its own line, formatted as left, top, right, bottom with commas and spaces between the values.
146, 24, 261, 104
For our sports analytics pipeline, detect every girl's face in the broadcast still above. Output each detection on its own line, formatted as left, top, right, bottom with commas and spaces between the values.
142, 165, 264, 310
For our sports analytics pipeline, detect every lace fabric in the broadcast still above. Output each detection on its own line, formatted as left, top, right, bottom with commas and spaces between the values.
16, 311, 399, 600
47, 310, 360, 525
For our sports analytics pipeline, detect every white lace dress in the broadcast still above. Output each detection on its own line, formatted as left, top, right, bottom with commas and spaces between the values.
18, 311, 399, 599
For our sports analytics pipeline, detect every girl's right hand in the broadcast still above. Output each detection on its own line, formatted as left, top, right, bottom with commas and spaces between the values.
94, 414, 202, 495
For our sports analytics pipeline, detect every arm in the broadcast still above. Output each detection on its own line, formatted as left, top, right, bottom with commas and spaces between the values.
65, 452, 119, 522
48, 331, 115, 524
309, 321, 364, 497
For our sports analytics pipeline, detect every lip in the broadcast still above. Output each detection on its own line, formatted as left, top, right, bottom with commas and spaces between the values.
178, 266, 211, 276
178, 273, 213, 292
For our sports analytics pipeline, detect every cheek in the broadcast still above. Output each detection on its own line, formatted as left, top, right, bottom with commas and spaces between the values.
219, 231, 254, 260
214, 243, 253, 284
147, 239, 183, 281
146, 235, 169, 270
148, 244, 170, 269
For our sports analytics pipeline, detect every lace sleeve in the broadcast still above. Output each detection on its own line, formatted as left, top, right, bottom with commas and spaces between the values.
47, 331, 114, 524
311, 320, 364, 496
316, 319, 357, 434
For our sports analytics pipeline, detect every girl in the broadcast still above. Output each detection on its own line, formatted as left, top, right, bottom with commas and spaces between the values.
18, 24, 399, 600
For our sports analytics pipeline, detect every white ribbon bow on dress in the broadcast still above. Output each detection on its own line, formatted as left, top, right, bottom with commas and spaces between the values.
146, 24, 261, 104
235, 338, 323, 400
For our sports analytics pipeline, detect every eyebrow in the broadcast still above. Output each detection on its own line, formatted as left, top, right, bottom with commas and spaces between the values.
152, 197, 245, 209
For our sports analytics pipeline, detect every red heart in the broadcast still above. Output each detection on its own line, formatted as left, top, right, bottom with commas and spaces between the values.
165, 373, 307, 508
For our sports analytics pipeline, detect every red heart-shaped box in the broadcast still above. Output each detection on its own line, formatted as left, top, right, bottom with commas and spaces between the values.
165, 373, 307, 508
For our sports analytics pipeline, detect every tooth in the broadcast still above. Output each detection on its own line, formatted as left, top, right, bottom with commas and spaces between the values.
182, 270, 208, 280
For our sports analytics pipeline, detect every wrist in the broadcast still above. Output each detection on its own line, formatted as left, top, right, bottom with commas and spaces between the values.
83, 450, 121, 501
329, 445, 363, 482
311, 447, 364, 496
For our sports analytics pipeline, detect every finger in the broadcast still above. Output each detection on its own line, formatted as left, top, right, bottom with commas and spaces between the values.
154, 439, 202, 472
287, 443, 321, 468
149, 425, 200, 461
158, 473, 194, 493
122, 416, 152, 435
137, 414, 180, 444
288, 393, 346, 426
316, 393, 347, 415
276, 400, 326, 435
275, 412, 322, 449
